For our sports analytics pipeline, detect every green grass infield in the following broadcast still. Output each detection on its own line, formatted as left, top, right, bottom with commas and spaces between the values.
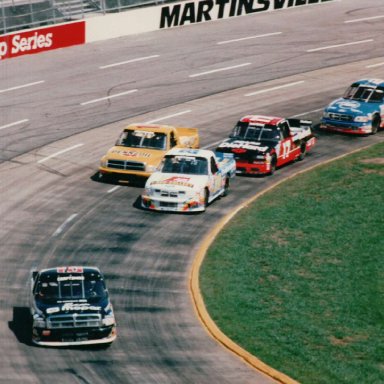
200, 142, 384, 384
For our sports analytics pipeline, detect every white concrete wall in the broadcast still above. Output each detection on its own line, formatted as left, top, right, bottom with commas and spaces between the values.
86, 7, 161, 42
86, 0, 334, 43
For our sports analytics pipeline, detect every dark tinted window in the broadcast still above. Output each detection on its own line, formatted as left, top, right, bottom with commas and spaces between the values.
36, 271, 107, 300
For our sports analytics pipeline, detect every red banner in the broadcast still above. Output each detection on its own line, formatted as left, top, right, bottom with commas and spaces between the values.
0, 21, 85, 61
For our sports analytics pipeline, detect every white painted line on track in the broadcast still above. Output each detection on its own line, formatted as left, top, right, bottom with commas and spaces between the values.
366, 62, 384, 68
52, 213, 78, 237
0, 119, 29, 131
217, 32, 282, 45
37, 143, 84, 164
202, 140, 224, 150
80, 89, 138, 106
245, 80, 305, 97
145, 110, 192, 124
107, 186, 121, 193
0, 80, 45, 93
99, 55, 160, 69
345, 15, 384, 23
306, 39, 373, 52
292, 108, 324, 117
189, 63, 251, 78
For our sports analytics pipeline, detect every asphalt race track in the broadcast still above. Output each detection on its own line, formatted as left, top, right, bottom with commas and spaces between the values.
1, 1, 383, 383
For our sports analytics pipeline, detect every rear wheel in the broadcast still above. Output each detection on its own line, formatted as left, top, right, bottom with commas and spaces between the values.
298, 142, 307, 161
221, 177, 229, 197
203, 189, 209, 210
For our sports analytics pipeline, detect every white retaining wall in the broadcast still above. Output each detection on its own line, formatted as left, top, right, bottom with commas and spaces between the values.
86, 0, 334, 43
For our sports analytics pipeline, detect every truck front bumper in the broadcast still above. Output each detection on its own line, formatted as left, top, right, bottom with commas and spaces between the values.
99, 167, 151, 179
320, 121, 372, 135
235, 161, 269, 175
32, 325, 116, 347
141, 196, 205, 212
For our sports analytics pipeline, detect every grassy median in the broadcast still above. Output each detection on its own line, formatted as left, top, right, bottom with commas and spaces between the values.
200, 142, 384, 384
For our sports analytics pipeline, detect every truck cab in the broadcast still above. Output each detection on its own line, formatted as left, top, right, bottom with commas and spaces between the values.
321, 78, 384, 135
30, 266, 116, 347
141, 148, 236, 212
216, 115, 316, 175
99, 124, 199, 181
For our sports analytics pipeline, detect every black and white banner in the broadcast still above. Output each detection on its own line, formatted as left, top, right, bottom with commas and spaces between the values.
160, 0, 333, 28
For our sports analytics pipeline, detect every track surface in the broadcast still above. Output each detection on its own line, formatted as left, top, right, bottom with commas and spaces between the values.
1, 1, 383, 383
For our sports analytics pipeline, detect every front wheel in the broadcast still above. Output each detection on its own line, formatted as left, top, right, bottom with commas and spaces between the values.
269, 154, 277, 175
371, 115, 381, 135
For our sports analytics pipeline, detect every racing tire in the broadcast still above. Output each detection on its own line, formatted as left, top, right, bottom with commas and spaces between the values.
298, 142, 307, 161
371, 115, 380, 135
221, 177, 229, 197
203, 188, 209, 210
269, 154, 277, 175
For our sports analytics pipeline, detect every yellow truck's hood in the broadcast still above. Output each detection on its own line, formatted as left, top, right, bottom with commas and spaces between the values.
104, 146, 166, 166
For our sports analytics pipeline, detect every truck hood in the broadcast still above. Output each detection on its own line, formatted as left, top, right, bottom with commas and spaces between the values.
35, 298, 109, 316
147, 173, 208, 191
325, 98, 377, 115
217, 139, 273, 155
104, 146, 166, 164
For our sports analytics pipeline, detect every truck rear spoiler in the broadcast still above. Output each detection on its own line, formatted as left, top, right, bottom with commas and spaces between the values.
287, 118, 313, 128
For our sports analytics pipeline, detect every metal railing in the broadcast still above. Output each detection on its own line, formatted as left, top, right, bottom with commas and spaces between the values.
0, 0, 174, 35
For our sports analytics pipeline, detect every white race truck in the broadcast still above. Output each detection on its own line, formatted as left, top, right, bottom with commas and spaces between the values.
141, 148, 236, 212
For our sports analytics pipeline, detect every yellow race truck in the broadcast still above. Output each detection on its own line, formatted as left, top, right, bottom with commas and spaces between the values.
99, 124, 199, 181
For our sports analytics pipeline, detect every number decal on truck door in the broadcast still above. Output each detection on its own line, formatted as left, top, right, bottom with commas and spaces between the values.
282, 141, 291, 159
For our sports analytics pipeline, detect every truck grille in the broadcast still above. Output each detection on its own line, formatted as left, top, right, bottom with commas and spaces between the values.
160, 202, 178, 208
107, 160, 145, 171
154, 189, 185, 198
47, 314, 102, 329
329, 113, 353, 122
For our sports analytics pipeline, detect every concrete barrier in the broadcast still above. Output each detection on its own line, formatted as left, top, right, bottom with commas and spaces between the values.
0, 0, 334, 60
86, 0, 334, 42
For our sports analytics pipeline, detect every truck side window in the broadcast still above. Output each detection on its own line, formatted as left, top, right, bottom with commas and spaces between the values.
280, 122, 290, 139
210, 157, 219, 174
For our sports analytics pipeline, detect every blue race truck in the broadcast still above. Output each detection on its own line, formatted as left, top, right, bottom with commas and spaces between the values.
321, 78, 384, 135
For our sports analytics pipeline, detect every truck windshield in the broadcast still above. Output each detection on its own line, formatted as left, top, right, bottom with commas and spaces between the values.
343, 85, 384, 103
118, 130, 167, 150
36, 272, 107, 301
161, 155, 208, 175
230, 122, 280, 142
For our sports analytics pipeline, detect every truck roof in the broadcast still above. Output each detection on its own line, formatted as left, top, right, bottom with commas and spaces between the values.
239, 115, 284, 126
165, 148, 213, 159
352, 79, 384, 88
37, 266, 101, 276
123, 124, 177, 134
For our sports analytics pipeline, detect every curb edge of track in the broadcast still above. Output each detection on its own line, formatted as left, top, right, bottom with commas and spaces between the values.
189, 143, 377, 384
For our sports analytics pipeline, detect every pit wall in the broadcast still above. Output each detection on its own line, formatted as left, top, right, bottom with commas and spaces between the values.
0, 0, 333, 60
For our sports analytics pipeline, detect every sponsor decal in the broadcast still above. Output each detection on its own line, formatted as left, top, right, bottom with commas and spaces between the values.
61, 302, 101, 311
219, 140, 269, 152
47, 307, 60, 314
57, 266, 83, 273
337, 101, 361, 109
57, 275, 84, 281
0, 22, 85, 61
151, 176, 194, 187
160, 0, 333, 28
111, 149, 151, 158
